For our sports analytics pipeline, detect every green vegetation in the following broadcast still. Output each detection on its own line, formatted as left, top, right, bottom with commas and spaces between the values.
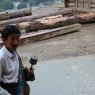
0, 0, 63, 11
0, 0, 14, 11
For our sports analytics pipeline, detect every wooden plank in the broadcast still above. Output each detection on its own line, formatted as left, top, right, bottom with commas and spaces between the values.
19, 23, 81, 45
68, 3, 76, 7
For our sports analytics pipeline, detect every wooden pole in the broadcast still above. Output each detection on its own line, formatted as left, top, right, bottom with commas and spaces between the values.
0, 16, 33, 27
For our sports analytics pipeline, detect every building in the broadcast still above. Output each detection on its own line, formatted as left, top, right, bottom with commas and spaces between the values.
64, 0, 95, 13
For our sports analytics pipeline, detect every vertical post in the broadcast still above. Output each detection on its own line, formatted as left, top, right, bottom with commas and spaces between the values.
76, 0, 78, 8
83, 0, 84, 8
89, 0, 92, 9
64, 0, 68, 8
75, 0, 78, 14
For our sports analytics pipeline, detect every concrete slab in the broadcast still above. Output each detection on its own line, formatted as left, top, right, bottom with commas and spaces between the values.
30, 54, 95, 95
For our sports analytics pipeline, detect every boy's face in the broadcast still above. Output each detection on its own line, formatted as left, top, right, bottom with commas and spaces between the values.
3, 34, 20, 52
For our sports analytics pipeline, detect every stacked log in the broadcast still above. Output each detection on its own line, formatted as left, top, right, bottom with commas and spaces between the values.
0, 15, 78, 32
0, 8, 32, 21
0, 12, 95, 32
0, 8, 74, 27
0, 15, 32, 27
76, 13, 95, 23
0, 8, 75, 32
0, 6, 95, 33
15, 13, 95, 32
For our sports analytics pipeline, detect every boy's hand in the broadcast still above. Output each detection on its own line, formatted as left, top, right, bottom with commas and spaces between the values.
23, 67, 34, 81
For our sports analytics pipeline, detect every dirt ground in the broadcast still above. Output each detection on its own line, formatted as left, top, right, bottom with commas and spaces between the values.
18, 23, 95, 65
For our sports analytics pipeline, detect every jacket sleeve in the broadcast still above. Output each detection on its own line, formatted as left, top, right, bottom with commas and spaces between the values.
0, 59, 11, 95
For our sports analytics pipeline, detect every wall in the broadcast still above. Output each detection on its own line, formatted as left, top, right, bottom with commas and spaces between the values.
64, 0, 95, 13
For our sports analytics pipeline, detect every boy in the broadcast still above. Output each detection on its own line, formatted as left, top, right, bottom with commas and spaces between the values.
0, 25, 33, 95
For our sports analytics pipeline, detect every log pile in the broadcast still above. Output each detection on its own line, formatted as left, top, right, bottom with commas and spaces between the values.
0, 8, 32, 32
0, 8, 74, 27
16, 15, 79, 32
0, 7, 94, 32
0, 8, 75, 32
16, 12, 95, 32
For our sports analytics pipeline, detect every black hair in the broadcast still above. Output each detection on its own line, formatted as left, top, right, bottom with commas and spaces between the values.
1, 25, 21, 39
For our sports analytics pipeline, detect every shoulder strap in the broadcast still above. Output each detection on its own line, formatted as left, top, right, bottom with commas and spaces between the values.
17, 56, 30, 95
17, 56, 24, 95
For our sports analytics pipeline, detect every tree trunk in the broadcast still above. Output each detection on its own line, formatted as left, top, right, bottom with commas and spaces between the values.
0, 15, 79, 32
0, 11, 95, 32
15, 15, 79, 32
16, 13, 95, 32
31, 8, 75, 20
0, 8, 32, 21
0, 15, 33, 27
0, 8, 75, 27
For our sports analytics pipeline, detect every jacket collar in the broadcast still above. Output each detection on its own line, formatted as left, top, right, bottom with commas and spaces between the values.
2, 46, 16, 58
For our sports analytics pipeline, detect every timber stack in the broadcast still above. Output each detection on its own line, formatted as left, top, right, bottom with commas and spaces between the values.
0, 8, 77, 32
0, 1, 95, 33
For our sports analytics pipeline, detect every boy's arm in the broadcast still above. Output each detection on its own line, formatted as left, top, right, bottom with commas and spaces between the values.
0, 60, 11, 95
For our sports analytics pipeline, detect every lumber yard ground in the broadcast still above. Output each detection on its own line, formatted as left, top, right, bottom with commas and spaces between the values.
19, 3, 95, 95
16, 3, 95, 95
17, 3, 95, 65
18, 23, 95, 64
18, 22, 95, 95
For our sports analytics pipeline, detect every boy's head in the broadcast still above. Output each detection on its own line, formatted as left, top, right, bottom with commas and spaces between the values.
1, 25, 21, 52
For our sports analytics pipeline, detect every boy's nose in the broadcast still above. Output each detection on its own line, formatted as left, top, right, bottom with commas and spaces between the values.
14, 39, 19, 45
